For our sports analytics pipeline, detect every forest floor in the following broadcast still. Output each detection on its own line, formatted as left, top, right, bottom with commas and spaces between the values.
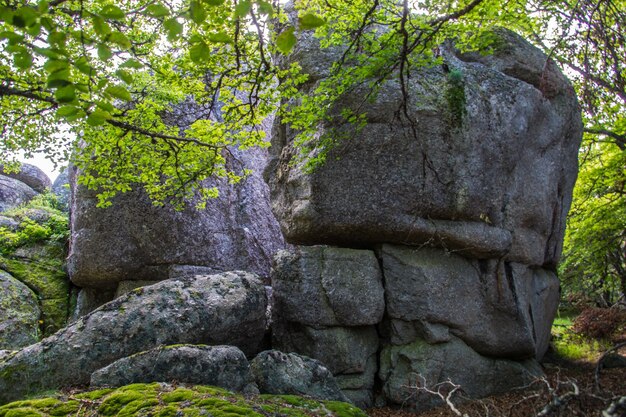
367, 345, 626, 417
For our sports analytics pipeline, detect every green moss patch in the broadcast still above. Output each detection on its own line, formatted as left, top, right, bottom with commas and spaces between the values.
0, 383, 366, 417
0, 193, 71, 336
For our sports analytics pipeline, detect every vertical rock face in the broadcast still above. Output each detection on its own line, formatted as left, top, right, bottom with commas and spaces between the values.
268, 28, 581, 411
68, 145, 285, 290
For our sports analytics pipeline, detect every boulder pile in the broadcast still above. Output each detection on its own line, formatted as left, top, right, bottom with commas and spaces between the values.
265, 28, 582, 409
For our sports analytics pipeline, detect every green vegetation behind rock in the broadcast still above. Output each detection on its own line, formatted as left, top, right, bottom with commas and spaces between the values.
0, 193, 71, 337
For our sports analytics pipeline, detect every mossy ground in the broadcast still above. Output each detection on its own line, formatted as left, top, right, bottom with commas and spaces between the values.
0, 383, 367, 417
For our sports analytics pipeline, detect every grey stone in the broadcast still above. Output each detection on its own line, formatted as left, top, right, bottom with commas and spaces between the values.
0, 175, 37, 212
91, 344, 255, 392
168, 264, 223, 280
271, 246, 385, 327
602, 353, 626, 369
251, 350, 348, 402
68, 146, 285, 289
380, 244, 559, 359
51, 168, 70, 212
335, 355, 377, 391
0, 350, 15, 363
341, 390, 374, 410
70, 288, 115, 321
0, 270, 41, 350
0, 271, 267, 404
273, 322, 378, 376
265, 29, 582, 268
114, 280, 160, 298
334, 355, 377, 408
0, 216, 18, 230
0, 163, 51, 193
379, 336, 543, 411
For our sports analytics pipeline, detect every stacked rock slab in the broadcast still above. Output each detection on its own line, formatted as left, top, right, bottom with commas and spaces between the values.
68, 143, 285, 309
266, 28, 582, 410
272, 246, 384, 407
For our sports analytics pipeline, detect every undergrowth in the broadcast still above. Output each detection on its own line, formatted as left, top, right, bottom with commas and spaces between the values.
0, 193, 69, 255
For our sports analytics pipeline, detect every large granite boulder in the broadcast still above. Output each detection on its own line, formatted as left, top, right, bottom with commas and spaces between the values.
272, 246, 384, 327
0, 270, 41, 350
379, 244, 559, 359
0, 175, 37, 212
266, 26, 581, 411
68, 145, 285, 290
265, 29, 582, 269
251, 350, 349, 402
51, 168, 70, 212
90, 344, 256, 393
379, 336, 543, 411
0, 271, 267, 404
0, 163, 51, 194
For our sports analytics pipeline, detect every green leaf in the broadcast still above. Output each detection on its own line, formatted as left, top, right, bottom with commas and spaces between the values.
0, 7, 14, 23
92, 15, 111, 36
190, 0, 207, 24
0, 31, 24, 44
189, 41, 210, 63
46, 68, 70, 88
97, 44, 113, 61
164, 18, 183, 41
26, 22, 41, 36
86, 109, 111, 126
204, 0, 225, 5
54, 84, 76, 103
13, 7, 38, 28
115, 69, 133, 84
120, 58, 143, 69
235, 0, 251, 17
108, 31, 131, 49
256, 1, 273, 16
56, 105, 80, 118
48, 31, 67, 47
146, 3, 170, 18
97, 78, 108, 90
33, 46, 61, 59
43, 59, 69, 74
208, 32, 231, 43
99, 5, 125, 20
37, 0, 49, 13
14, 51, 33, 69
74, 56, 93, 75
105, 85, 132, 101
299, 13, 325, 30
40, 16, 53, 31
275, 26, 296, 54
96, 100, 115, 112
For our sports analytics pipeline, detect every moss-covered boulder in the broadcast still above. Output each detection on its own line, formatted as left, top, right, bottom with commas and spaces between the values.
0, 271, 267, 404
0, 270, 41, 349
0, 383, 367, 417
0, 193, 71, 337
